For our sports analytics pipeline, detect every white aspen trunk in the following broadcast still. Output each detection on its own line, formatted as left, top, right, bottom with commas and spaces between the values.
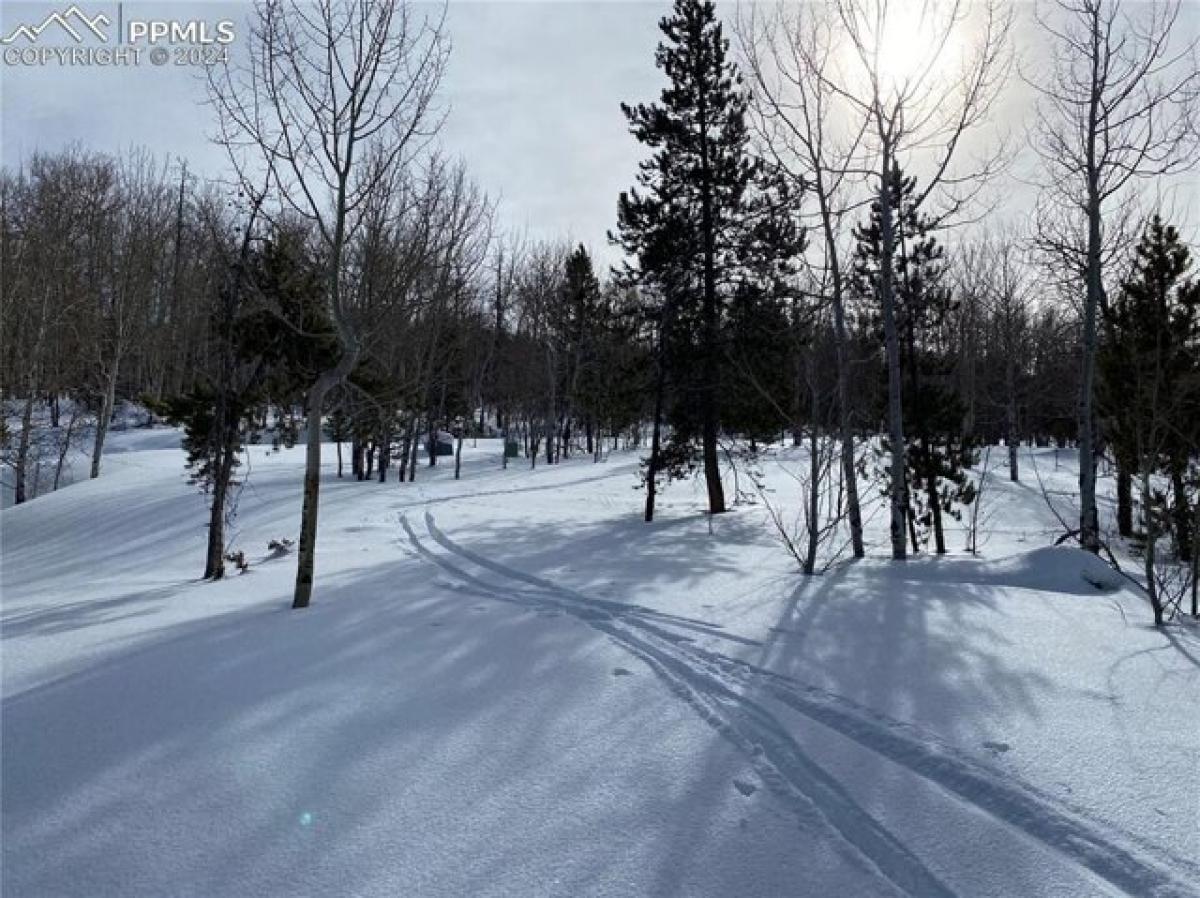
13, 393, 35, 505
53, 400, 80, 492
816, 182, 865, 558
90, 361, 119, 479
878, 157, 907, 560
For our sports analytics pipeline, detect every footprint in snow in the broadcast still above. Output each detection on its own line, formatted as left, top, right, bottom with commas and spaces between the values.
733, 779, 758, 797
612, 667, 633, 677
982, 740, 1011, 754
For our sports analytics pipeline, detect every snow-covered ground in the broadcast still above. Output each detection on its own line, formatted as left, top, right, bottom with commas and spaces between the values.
2, 432, 1198, 897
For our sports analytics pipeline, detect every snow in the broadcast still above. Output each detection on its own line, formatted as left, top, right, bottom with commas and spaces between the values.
2, 433, 1198, 897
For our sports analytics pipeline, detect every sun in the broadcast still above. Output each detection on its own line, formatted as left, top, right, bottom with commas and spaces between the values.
871, 2, 966, 94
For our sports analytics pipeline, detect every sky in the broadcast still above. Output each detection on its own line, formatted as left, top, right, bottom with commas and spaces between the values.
0, 1, 666, 266
1, 0, 1197, 267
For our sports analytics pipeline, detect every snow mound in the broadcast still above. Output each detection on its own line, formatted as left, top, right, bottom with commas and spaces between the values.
993, 546, 1126, 594
879, 546, 1131, 598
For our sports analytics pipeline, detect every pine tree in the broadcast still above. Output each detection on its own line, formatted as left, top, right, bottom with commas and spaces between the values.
614, 0, 801, 514
153, 222, 338, 579
725, 281, 793, 445
1100, 216, 1200, 573
152, 211, 270, 579
561, 245, 602, 454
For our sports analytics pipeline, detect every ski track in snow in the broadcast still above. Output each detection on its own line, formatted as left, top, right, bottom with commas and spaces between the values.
401, 509, 1200, 898
393, 461, 641, 514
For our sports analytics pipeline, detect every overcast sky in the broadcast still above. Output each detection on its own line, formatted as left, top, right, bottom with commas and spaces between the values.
1, 1, 669, 265
1, 1, 1197, 265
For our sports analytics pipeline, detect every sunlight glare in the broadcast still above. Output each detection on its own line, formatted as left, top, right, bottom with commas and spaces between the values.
872, 2, 964, 94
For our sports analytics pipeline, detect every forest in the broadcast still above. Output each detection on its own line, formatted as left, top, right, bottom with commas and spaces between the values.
4, 0, 1197, 623
4, 2, 1200, 896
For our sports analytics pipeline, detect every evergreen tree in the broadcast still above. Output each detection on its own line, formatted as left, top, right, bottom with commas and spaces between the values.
725, 281, 793, 444
152, 214, 271, 579
237, 229, 338, 409
614, 0, 801, 515
1100, 216, 1200, 567
154, 222, 336, 579
561, 245, 602, 453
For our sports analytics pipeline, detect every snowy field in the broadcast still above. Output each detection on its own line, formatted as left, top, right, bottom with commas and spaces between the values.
2, 431, 1198, 897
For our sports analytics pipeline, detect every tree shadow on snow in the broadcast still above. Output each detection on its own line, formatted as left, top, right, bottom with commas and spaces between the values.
2, 546, 834, 898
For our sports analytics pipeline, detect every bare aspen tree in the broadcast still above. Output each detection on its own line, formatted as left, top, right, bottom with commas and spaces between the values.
736, 3, 869, 558
972, 232, 1035, 482
1, 151, 193, 501
0, 167, 48, 505
90, 153, 173, 479
1031, 0, 1200, 554
209, 0, 448, 608
831, 0, 1011, 559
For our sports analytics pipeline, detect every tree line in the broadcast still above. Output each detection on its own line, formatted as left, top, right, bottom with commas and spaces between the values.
2, 0, 1197, 622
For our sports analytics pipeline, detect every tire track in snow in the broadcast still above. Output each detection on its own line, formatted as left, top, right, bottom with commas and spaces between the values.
408, 511, 1200, 898
403, 513, 957, 898
393, 460, 641, 514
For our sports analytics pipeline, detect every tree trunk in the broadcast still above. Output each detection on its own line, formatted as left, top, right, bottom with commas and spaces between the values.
1078, 142, 1102, 553
645, 353, 667, 524
1171, 466, 1191, 563
1141, 464, 1163, 626
804, 425, 820, 575
293, 336, 358, 610
1116, 465, 1133, 538
13, 393, 34, 505
407, 417, 419, 482
1006, 357, 1019, 482
52, 400, 80, 492
697, 74, 725, 517
293, 382, 330, 609
878, 160, 907, 560
90, 365, 118, 479
927, 461, 946, 555
204, 443, 237, 580
817, 182, 865, 558
1191, 499, 1198, 618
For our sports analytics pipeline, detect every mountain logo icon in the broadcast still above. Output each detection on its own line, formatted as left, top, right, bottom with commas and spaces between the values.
1, 5, 111, 44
